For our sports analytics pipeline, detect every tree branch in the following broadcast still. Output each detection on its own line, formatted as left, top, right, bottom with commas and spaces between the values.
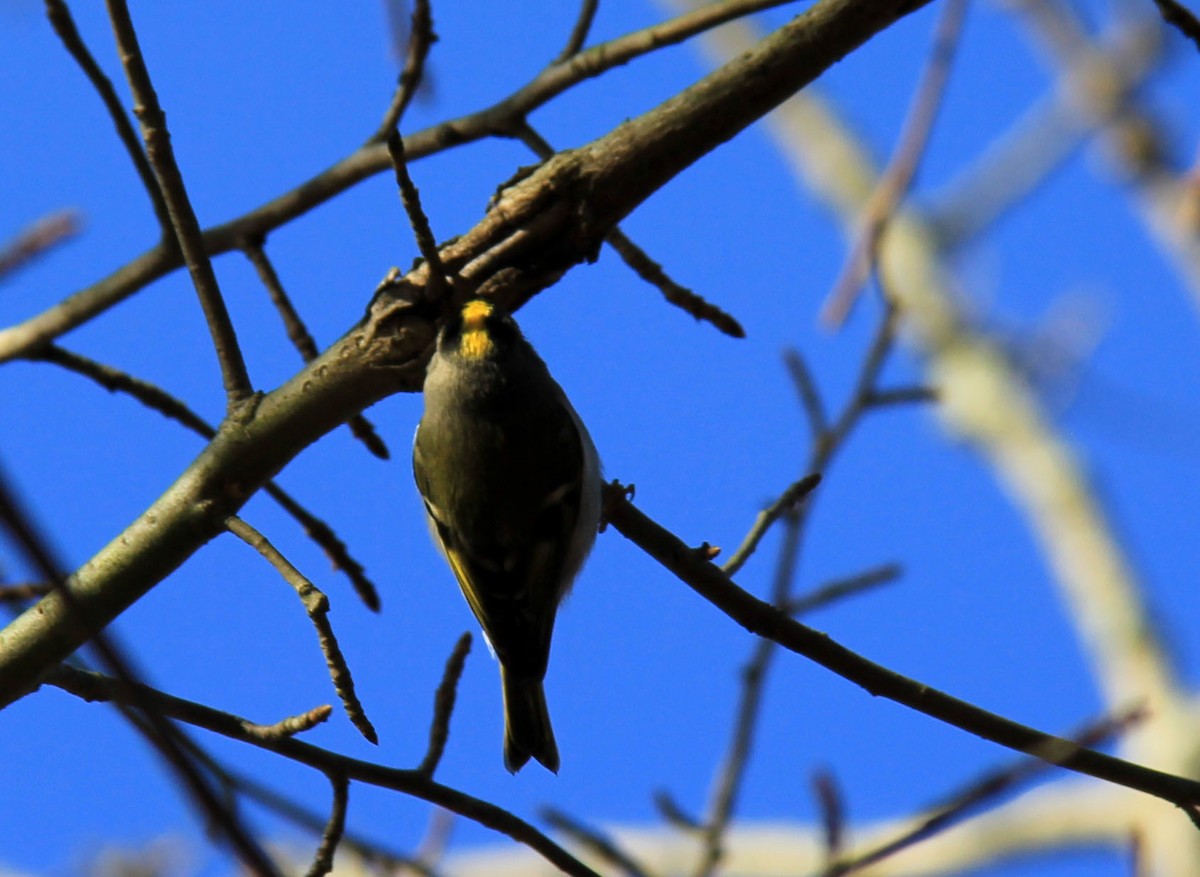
602, 484, 1200, 818
0, 0, 935, 714
104, 0, 254, 407
44, 664, 603, 877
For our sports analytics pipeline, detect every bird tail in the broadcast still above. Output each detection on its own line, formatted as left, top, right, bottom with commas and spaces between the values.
501, 668, 559, 774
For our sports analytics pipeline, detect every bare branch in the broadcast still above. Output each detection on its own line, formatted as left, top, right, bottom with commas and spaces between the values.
721, 473, 821, 577
0, 210, 81, 281
603, 229, 747, 338
44, 0, 170, 231
243, 705, 334, 742
29, 344, 216, 436
373, 0, 436, 141
554, 0, 601, 62
866, 385, 938, 407
1151, 0, 1200, 51
0, 582, 53, 604
811, 769, 845, 863
825, 708, 1145, 875
197, 758, 440, 875
44, 664, 604, 877
419, 632, 473, 776
25, 344, 382, 610
386, 129, 452, 301
226, 516, 378, 744
262, 487, 382, 613
243, 241, 390, 460
104, 0, 254, 407
514, 120, 746, 338
821, 0, 967, 327
783, 562, 901, 615
602, 483, 1200, 813
541, 808, 654, 877
0, 0, 813, 363
783, 347, 829, 439
652, 789, 703, 831
305, 773, 349, 877
0, 468, 281, 877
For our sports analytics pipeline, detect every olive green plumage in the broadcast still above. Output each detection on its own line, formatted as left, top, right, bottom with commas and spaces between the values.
412, 299, 601, 773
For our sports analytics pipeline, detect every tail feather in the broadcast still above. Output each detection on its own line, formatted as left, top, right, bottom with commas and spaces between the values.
501, 669, 559, 773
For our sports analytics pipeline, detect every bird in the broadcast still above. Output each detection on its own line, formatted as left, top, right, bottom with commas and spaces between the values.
412, 298, 601, 773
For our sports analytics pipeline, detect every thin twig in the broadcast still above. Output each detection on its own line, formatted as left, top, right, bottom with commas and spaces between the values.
0, 468, 282, 877
29, 344, 216, 436
604, 229, 747, 337
821, 301, 900, 457
243, 705, 334, 742
305, 773, 349, 877
413, 808, 456, 874
866, 385, 938, 407
783, 562, 901, 615
193, 755, 441, 876
419, 633, 473, 776
226, 517, 378, 745
1, 0, 803, 362
653, 790, 703, 831
44, 0, 171, 231
0, 210, 81, 281
1151, 0, 1200, 51
811, 769, 845, 863
386, 129, 451, 301
245, 241, 322, 358
602, 483, 1200, 812
722, 473, 821, 577
693, 303, 903, 877
243, 242, 390, 460
45, 663, 604, 877
928, 13, 1162, 250
541, 807, 654, 877
514, 120, 745, 337
783, 347, 829, 439
262, 486, 381, 612
693, 512, 801, 877
825, 708, 1145, 875
27, 344, 381, 610
104, 0, 254, 407
554, 0, 600, 62
0, 582, 53, 604
821, 0, 968, 327
373, 0, 436, 142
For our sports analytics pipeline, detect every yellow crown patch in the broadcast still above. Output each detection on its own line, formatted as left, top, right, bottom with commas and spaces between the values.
460, 299, 494, 359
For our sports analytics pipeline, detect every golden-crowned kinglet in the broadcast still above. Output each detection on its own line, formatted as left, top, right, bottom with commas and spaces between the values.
413, 299, 601, 773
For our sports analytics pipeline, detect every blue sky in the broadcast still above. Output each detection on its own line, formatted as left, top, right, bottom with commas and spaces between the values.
2, 1, 1200, 876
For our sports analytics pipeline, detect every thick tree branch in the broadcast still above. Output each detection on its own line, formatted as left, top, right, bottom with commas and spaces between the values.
0, 0, 874, 363
0, 0, 934, 712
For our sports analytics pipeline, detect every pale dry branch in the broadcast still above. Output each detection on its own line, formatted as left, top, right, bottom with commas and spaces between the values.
0, 210, 81, 281
674, 6, 1200, 871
